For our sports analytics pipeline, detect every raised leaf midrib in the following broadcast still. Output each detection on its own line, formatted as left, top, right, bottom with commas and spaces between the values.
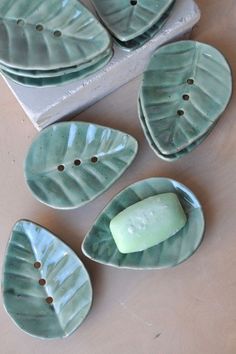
4, 226, 65, 337
142, 42, 232, 155
0, 0, 111, 69
3, 220, 92, 338
0, 18, 88, 41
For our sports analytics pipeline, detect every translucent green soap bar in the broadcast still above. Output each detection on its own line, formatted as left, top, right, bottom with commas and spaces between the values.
109, 193, 187, 254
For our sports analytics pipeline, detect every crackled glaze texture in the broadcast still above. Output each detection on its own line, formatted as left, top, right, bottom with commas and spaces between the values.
82, 178, 205, 269
0, 0, 111, 70
91, 0, 174, 41
2, 220, 92, 339
140, 41, 232, 157
24, 122, 138, 209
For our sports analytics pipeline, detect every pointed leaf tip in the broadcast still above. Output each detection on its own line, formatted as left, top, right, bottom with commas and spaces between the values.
2, 220, 92, 339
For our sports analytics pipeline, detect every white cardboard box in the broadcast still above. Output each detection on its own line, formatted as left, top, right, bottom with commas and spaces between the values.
3, 0, 200, 130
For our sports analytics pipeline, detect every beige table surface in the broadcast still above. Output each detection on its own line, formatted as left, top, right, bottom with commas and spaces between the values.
0, 1, 236, 353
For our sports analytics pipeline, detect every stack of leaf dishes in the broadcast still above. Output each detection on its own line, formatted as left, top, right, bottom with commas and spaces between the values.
138, 41, 233, 161
0, 0, 113, 87
91, 0, 176, 50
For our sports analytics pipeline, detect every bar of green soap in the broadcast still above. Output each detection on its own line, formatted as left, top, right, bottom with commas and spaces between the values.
109, 193, 187, 254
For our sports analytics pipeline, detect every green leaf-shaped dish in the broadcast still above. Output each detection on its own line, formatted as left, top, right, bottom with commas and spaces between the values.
82, 177, 205, 269
91, 0, 174, 42
0, 48, 112, 79
1, 50, 113, 87
114, 1, 175, 51
24, 122, 138, 209
138, 100, 216, 161
140, 41, 232, 156
2, 220, 92, 339
0, 0, 111, 70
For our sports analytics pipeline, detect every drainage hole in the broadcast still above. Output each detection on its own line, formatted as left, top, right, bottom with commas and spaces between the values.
177, 110, 185, 116
91, 156, 98, 163
74, 159, 81, 166
34, 261, 41, 269
36, 24, 44, 32
187, 79, 194, 85
39, 279, 46, 286
57, 164, 65, 172
53, 30, 62, 37
182, 94, 190, 101
46, 296, 53, 304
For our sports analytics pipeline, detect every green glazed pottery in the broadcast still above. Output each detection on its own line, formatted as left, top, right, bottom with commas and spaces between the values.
91, 0, 174, 42
2, 220, 92, 339
0, 0, 111, 70
114, 1, 175, 51
24, 122, 138, 209
139, 41, 232, 159
82, 177, 205, 269
2, 50, 113, 87
138, 101, 216, 161
0, 48, 112, 79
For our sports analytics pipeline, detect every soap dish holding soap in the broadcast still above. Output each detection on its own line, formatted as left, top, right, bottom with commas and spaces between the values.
2, 220, 92, 339
24, 122, 138, 210
82, 177, 205, 270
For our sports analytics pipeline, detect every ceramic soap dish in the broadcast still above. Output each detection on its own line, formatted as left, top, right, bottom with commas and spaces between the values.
24, 122, 138, 209
91, 0, 176, 51
3, 0, 200, 130
138, 40, 232, 161
0, 0, 113, 86
82, 177, 205, 270
2, 220, 92, 339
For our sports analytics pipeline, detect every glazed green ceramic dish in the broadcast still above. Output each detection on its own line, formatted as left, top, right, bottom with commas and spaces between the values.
0, 0, 111, 70
2, 220, 92, 339
1, 51, 113, 87
82, 178, 205, 269
140, 41, 232, 156
114, 1, 175, 51
0, 48, 112, 79
91, 0, 174, 42
24, 122, 138, 209
138, 101, 217, 161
